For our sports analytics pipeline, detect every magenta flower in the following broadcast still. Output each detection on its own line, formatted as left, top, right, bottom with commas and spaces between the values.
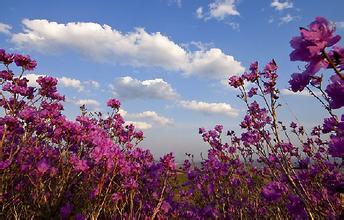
325, 75, 344, 109
262, 181, 287, 201
228, 75, 244, 88
107, 98, 121, 109
290, 17, 340, 62
14, 54, 37, 70
328, 136, 344, 158
288, 72, 311, 92
36, 159, 50, 174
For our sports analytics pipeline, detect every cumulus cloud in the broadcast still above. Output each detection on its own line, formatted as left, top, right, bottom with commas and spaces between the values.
110, 76, 179, 100
85, 80, 100, 88
11, 19, 244, 80
129, 111, 173, 126
59, 76, 84, 91
24, 73, 44, 87
196, 7, 204, 19
196, 0, 240, 21
125, 121, 152, 130
72, 98, 100, 107
23, 73, 99, 92
179, 100, 239, 117
0, 23, 12, 35
280, 89, 320, 97
271, 0, 293, 11
69, 98, 101, 111
208, 0, 240, 20
280, 14, 294, 24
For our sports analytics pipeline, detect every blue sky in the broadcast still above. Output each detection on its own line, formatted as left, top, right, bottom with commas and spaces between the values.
1, 0, 343, 161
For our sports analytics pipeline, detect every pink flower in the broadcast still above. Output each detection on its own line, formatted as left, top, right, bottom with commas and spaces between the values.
107, 98, 121, 109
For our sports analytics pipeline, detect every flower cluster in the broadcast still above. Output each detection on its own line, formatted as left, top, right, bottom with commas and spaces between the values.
0, 49, 177, 219
0, 16, 343, 219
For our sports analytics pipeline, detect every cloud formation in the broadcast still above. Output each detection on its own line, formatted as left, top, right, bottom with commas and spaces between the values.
110, 76, 179, 100
125, 121, 152, 130
11, 19, 244, 80
196, 0, 240, 21
129, 111, 173, 126
179, 100, 239, 117
271, 0, 293, 11
0, 23, 11, 35
280, 89, 320, 97
23, 73, 99, 92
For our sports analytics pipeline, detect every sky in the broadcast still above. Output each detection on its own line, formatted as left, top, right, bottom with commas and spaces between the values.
0, 0, 343, 161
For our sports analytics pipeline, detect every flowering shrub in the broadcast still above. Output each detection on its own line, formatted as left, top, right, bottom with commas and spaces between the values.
0, 16, 343, 219
176, 17, 343, 219
0, 51, 178, 219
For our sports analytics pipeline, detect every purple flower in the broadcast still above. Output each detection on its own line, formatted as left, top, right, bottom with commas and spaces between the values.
0, 49, 14, 64
107, 98, 121, 109
14, 54, 37, 70
328, 136, 344, 158
289, 72, 311, 92
322, 117, 338, 133
228, 75, 244, 88
247, 87, 258, 97
161, 201, 171, 213
325, 75, 344, 109
60, 202, 73, 219
261, 181, 287, 201
37, 159, 50, 174
290, 17, 340, 62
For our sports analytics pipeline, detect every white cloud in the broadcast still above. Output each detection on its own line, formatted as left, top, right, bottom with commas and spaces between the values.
59, 76, 84, 91
85, 80, 100, 88
125, 121, 152, 130
196, 7, 204, 19
336, 21, 344, 29
24, 73, 44, 87
280, 89, 320, 97
280, 14, 294, 24
72, 98, 100, 107
11, 19, 244, 80
23, 73, 99, 92
69, 98, 101, 111
271, 0, 293, 11
128, 111, 173, 126
179, 100, 239, 117
0, 23, 12, 35
208, 0, 240, 20
111, 76, 179, 100
226, 22, 240, 30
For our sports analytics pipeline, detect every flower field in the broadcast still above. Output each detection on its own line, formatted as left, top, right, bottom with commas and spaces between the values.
0, 17, 343, 219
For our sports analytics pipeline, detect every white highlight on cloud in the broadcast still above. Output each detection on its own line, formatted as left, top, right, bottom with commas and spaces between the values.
280, 89, 320, 97
0, 23, 12, 35
110, 76, 179, 100
196, 7, 204, 19
129, 111, 173, 126
196, 0, 240, 21
69, 98, 101, 111
85, 80, 100, 88
271, 0, 293, 11
59, 76, 84, 91
24, 73, 44, 87
208, 0, 240, 20
125, 121, 152, 130
73, 98, 100, 107
179, 100, 239, 117
11, 19, 244, 80
23, 73, 99, 92
280, 14, 294, 24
